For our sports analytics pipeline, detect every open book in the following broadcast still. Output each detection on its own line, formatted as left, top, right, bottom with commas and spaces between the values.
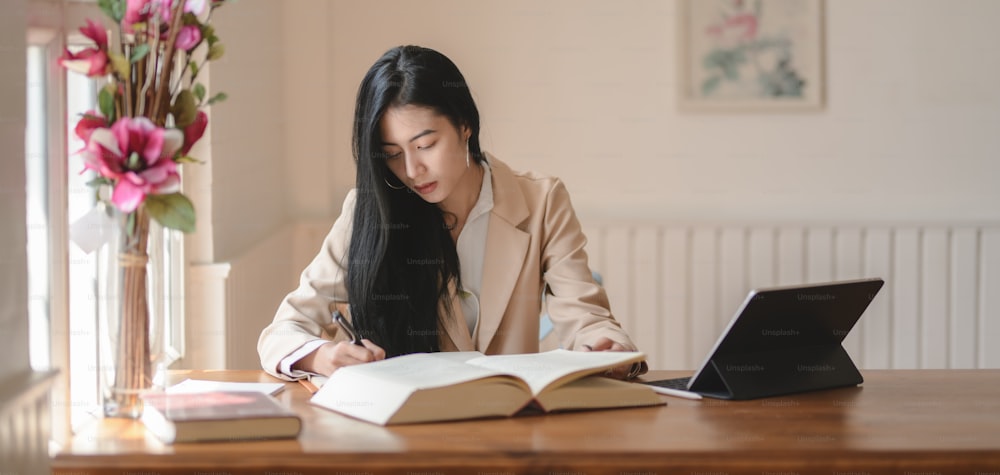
309, 349, 663, 425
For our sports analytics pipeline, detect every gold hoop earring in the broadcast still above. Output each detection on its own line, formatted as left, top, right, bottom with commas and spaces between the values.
384, 176, 406, 190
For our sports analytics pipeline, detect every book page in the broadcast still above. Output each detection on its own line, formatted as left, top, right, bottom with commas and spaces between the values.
308, 351, 487, 390
424, 351, 486, 364
465, 349, 645, 395
329, 353, 517, 391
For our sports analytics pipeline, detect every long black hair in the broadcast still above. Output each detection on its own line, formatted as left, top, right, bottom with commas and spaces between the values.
347, 45, 484, 357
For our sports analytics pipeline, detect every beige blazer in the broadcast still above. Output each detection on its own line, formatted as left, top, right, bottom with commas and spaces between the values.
258, 155, 639, 379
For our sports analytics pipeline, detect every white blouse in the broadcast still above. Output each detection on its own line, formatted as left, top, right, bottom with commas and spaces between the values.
456, 161, 494, 335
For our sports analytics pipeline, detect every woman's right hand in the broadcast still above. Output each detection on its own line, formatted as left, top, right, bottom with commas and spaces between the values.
293, 339, 386, 376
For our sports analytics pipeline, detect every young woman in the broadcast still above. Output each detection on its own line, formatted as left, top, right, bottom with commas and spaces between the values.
258, 45, 645, 380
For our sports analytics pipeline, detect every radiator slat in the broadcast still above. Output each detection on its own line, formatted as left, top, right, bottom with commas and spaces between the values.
921, 229, 950, 369
951, 228, 979, 369
806, 227, 835, 283
748, 227, 775, 291
981, 229, 1000, 367
777, 227, 805, 286
660, 229, 691, 369
892, 229, 921, 369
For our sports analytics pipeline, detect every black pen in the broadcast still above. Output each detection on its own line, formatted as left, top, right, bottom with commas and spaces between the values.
333, 311, 364, 346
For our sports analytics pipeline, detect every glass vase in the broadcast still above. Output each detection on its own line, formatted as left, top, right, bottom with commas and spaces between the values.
98, 206, 167, 418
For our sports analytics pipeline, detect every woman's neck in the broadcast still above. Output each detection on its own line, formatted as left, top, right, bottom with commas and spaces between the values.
439, 162, 484, 227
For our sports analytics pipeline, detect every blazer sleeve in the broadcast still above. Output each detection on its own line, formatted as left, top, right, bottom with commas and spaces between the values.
539, 180, 640, 352
257, 189, 356, 379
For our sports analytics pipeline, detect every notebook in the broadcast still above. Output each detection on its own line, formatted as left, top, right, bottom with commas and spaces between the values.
641, 278, 884, 400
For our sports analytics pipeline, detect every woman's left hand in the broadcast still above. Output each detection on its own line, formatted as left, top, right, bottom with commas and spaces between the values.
580, 337, 647, 380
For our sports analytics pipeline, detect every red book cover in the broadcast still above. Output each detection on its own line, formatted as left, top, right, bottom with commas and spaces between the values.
141, 391, 301, 443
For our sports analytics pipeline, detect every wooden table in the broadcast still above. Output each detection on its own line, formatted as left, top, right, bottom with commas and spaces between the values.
52, 369, 1000, 474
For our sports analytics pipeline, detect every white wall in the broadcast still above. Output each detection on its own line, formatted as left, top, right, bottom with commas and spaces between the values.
210, 0, 288, 262
277, 0, 1000, 224
0, 0, 29, 383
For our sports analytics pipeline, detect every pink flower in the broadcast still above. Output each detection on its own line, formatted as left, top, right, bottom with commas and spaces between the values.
705, 13, 759, 44
58, 48, 110, 77
80, 19, 109, 49
180, 111, 208, 155
123, 0, 160, 33
58, 18, 110, 77
74, 111, 109, 142
124, 0, 205, 29
175, 25, 202, 51
82, 117, 183, 213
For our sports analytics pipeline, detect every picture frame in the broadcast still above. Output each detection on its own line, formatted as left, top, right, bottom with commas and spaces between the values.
678, 0, 825, 112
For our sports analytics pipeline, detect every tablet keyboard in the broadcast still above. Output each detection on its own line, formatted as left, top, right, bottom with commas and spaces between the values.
644, 376, 692, 390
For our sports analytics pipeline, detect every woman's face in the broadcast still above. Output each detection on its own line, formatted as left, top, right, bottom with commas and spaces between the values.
379, 104, 471, 206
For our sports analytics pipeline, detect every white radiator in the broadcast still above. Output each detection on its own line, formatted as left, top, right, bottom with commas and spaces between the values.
0, 370, 57, 474
582, 223, 1000, 370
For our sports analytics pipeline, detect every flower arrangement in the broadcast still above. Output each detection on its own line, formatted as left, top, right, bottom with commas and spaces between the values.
59, 0, 228, 417
61, 0, 228, 232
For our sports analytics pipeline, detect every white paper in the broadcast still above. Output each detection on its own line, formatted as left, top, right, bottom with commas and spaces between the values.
69, 205, 117, 254
166, 379, 286, 396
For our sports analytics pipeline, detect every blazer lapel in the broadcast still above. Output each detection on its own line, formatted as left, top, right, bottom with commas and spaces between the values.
476, 155, 531, 351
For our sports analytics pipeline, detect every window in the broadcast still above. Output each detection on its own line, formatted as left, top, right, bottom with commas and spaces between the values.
26, 43, 52, 372
26, 10, 188, 432
65, 60, 102, 427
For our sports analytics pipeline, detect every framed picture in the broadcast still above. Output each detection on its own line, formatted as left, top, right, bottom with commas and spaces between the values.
678, 0, 825, 112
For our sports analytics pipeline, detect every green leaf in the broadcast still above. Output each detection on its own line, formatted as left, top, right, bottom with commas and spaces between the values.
207, 43, 225, 61
130, 43, 151, 63
98, 0, 126, 22
701, 76, 722, 96
206, 92, 228, 106
109, 52, 130, 80
97, 0, 115, 20
145, 193, 196, 233
126, 211, 136, 237
182, 12, 200, 26
171, 89, 198, 128
192, 83, 206, 103
98, 86, 115, 120
202, 25, 217, 46
86, 176, 113, 188
189, 61, 200, 78
175, 155, 205, 165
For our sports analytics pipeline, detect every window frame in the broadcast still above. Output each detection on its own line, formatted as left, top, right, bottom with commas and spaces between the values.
26, 13, 71, 444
